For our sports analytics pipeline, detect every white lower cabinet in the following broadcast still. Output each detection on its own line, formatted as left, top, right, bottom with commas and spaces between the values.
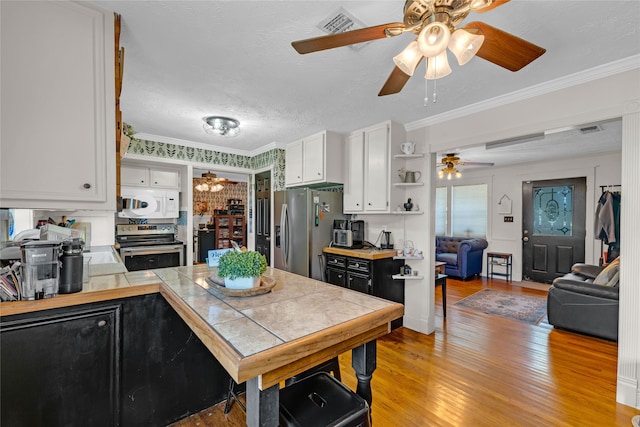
0, 1, 115, 210
344, 122, 405, 214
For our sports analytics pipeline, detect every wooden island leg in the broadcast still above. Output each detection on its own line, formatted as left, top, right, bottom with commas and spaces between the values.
246, 377, 279, 427
352, 340, 376, 409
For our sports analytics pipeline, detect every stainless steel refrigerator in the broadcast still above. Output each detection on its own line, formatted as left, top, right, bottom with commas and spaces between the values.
274, 189, 344, 280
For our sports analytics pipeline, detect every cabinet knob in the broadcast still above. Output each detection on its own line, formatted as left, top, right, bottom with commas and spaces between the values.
83, 183, 91, 189
368, 202, 372, 206
97, 320, 107, 327
317, 172, 321, 176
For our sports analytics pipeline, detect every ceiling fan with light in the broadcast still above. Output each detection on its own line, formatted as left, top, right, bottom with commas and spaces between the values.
438, 153, 494, 179
195, 172, 228, 192
292, 0, 546, 96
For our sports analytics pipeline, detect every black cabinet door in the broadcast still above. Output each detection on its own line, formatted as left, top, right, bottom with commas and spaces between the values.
121, 294, 227, 426
1, 305, 121, 427
326, 267, 346, 287
347, 271, 371, 294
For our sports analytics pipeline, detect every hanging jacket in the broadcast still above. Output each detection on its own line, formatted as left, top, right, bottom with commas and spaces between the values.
594, 192, 617, 244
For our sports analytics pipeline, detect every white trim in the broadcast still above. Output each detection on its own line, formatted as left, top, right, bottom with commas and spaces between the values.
406, 55, 640, 131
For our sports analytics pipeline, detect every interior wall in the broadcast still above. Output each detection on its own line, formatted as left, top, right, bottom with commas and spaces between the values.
460, 150, 622, 280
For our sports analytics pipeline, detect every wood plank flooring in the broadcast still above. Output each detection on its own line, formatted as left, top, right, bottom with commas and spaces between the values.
170, 277, 639, 426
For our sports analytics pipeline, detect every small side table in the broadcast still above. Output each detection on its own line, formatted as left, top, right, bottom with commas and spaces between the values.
487, 252, 512, 282
435, 274, 447, 318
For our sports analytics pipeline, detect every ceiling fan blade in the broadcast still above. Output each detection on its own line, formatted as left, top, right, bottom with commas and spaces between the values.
378, 66, 412, 96
292, 22, 405, 54
473, 0, 510, 13
463, 22, 546, 71
458, 161, 495, 166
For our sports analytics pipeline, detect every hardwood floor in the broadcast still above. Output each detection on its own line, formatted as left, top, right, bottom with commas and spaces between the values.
170, 277, 639, 426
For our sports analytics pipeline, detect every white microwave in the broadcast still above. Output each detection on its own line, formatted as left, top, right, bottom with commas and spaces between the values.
118, 188, 180, 219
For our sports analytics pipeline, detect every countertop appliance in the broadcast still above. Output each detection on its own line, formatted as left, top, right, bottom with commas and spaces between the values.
332, 219, 365, 249
118, 188, 180, 219
116, 224, 184, 271
380, 231, 394, 249
274, 189, 343, 281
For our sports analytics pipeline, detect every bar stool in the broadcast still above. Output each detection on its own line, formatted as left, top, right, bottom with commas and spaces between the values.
224, 356, 341, 414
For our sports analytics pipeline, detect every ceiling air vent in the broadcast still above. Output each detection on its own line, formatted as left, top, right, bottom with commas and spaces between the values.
579, 125, 602, 134
317, 7, 368, 50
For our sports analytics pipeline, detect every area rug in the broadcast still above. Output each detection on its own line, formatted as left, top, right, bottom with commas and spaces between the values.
454, 289, 547, 324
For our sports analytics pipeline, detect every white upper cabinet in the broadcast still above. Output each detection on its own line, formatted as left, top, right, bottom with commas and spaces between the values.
0, 1, 115, 210
285, 140, 304, 186
343, 133, 365, 212
344, 121, 405, 214
285, 131, 343, 188
121, 165, 180, 190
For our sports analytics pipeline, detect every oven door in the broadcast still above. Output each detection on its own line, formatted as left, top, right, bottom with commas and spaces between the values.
119, 244, 184, 271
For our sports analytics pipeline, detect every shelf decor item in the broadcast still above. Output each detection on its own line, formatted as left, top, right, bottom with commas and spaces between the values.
404, 198, 414, 211
217, 249, 267, 289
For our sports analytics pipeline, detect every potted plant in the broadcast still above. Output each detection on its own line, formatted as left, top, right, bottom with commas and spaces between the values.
217, 249, 267, 289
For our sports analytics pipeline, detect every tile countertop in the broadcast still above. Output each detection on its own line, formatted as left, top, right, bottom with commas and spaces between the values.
323, 246, 397, 260
1, 265, 404, 389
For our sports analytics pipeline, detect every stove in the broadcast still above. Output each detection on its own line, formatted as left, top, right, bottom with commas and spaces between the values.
116, 224, 185, 271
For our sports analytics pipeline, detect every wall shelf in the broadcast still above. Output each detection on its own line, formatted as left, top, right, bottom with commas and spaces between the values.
393, 255, 424, 260
392, 274, 424, 280
393, 153, 425, 159
393, 182, 424, 187
391, 210, 424, 215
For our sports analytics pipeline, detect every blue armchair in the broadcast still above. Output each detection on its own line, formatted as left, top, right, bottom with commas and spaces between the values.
436, 236, 488, 280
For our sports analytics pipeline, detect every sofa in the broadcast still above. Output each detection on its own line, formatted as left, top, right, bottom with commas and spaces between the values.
435, 236, 488, 280
547, 261, 620, 341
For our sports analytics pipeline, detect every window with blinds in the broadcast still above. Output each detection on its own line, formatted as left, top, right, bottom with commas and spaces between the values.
436, 183, 488, 238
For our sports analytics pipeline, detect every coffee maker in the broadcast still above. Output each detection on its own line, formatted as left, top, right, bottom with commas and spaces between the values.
20, 240, 62, 300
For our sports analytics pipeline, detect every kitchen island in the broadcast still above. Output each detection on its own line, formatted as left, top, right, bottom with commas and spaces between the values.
1, 264, 403, 426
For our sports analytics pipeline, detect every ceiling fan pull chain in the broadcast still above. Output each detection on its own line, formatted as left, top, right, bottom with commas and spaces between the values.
433, 77, 438, 103
424, 79, 429, 106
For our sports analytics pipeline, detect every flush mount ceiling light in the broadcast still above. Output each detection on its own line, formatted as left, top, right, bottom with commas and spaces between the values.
195, 172, 227, 192
202, 116, 240, 137
291, 0, 546, 97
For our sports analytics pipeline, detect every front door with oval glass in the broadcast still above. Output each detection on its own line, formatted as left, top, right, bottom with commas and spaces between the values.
522, 177, 586, 283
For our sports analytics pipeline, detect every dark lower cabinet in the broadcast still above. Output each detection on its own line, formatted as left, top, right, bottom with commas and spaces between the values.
325, 253, 404, 329
1, 305, 120, 427
1, 294, 228, 427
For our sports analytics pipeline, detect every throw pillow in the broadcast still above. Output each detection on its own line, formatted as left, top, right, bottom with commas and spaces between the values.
593, 257, 620, 286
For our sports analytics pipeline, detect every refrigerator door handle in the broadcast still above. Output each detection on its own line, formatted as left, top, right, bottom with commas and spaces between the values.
280, 203, 288, 268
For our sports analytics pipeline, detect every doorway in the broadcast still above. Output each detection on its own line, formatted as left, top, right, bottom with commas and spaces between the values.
254, 171, 271, 265
522, 177, 586, 283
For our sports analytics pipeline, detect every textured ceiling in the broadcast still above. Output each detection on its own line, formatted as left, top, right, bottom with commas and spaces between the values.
91, 0, 639, 162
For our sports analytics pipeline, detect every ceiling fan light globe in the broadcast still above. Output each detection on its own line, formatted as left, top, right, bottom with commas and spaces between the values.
417, 22, 450, 57
449, 29, 484, 65
425, 51, 452, 80
393, 41, 422, 76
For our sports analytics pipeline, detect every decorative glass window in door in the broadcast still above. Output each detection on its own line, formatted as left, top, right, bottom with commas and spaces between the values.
533, 185, 573, 235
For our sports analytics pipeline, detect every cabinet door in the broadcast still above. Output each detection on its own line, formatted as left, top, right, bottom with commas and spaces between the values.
1, 305, 120, 426
302, 133, 325, 183
326, 267, 346, 287
150, 169, 180, 189
344, 132, 364, 212
365, 123, 390, 212
121, 165, 149, 186
0, 1, 115, 210
285, 140, 304, 186
347, 271, 371, 294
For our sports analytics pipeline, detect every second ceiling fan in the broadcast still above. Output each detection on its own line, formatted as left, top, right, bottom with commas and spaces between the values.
292, 0, 546, 96
438, 153, 494, 179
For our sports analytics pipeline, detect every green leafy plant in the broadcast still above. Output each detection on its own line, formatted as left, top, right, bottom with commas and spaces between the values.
217, 250, 267, 280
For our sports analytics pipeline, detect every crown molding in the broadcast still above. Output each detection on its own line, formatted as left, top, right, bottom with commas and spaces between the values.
406, 55, 640, 131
